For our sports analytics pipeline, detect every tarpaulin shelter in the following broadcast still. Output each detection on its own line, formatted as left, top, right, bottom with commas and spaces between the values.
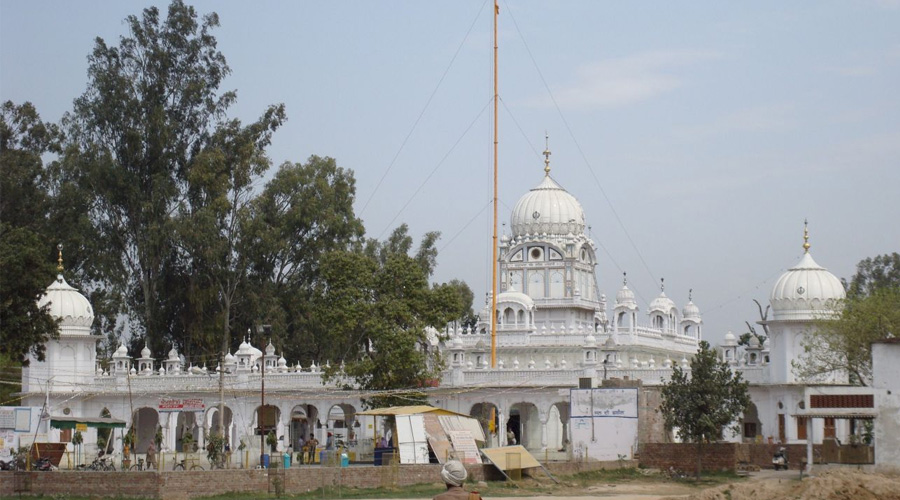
357, 405, 485, 464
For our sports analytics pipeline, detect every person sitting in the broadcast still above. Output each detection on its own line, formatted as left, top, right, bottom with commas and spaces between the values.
433, 460, 481, 500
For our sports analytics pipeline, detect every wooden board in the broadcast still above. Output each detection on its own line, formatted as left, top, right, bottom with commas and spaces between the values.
481, 445, 542, 470
423, 413, 453, 463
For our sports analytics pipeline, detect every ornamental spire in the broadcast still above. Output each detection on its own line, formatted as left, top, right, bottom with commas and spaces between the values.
56, 243, 64, 272
542, 132, 551, 175
803, 219, 810, 253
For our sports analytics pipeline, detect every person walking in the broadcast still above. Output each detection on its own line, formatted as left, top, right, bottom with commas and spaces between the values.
433, 460, 481, 500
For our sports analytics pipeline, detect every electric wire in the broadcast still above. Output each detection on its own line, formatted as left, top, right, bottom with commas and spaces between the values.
359, 0, 490, 217
500, 0, 659, 306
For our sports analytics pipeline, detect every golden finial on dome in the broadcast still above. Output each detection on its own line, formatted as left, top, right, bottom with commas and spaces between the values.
803, 219, 810, 253
542, 132, 551, 175
57, 243, 64, 272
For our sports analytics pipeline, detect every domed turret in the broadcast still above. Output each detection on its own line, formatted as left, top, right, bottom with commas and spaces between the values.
770, 225, 845, 321
38, 274, 94, 335
648, 279, 676, 314
682, 300, 701, 320
509, 149, 585, 238
615, 274, 637, 308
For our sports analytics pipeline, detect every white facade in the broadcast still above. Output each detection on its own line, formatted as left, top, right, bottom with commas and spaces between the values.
15, 160, 889, 468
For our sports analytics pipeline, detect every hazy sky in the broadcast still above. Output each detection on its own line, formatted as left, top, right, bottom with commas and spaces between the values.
2, 1, 898, 344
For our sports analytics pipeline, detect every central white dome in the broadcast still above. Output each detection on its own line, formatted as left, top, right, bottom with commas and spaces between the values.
510, 175, 585, 237
770, 252, 845, 320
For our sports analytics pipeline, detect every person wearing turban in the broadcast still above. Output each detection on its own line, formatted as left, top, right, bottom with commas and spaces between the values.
433, 460, 481, 500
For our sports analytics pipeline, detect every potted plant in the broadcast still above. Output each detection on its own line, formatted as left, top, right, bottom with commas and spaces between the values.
122, 430, 134, 469
266, 431, 278, 454
182, 430, 195, 454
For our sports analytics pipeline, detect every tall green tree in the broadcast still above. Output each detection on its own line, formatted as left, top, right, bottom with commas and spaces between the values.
659, 340, 750, 478
240, 156, 364, 362
60, 0, 243, 353
177, 109, 285, 360
796, 253, 900, 386
317, 225, 472, 408
0, 101, 60, 364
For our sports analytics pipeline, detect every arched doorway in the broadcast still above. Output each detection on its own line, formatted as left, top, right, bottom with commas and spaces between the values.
742, 402, 762, 442
326, 403, 357, 447
469, 402, 499, 447
207, 406, 234, 446
549, 402, 570, 451
288, 404, 318, 451
175, 412, 200, 452
132, 407, 159, 453
509, 402, 540, 450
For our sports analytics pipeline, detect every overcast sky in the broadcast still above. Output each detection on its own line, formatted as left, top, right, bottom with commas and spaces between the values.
3, 1, 898, 345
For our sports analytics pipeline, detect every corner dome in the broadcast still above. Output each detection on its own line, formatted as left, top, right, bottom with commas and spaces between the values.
37, 274, 94, 334
510, 174, 585, 238
770, 252, 845, 321
497, 287, 534, 309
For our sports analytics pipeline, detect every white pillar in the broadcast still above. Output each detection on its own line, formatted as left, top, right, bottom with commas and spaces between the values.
806, 417, 813, 474
540, 420, 548, 450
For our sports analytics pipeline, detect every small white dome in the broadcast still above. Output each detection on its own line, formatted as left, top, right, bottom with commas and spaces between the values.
510, 174, 585, 238
497, 287, 534, 309
37, 274, 94, 334
682, 300, 701, 320
584, 333, 597, 346
770, 252, 845, 321
140, 345, 151, 358
649, 291, 676, 314
224, 352, 235, 363
265, 342, 276, 356
615, 284, 636, 308
167, 347, 179, 361
723, 331, 737, 346
748, 335, 760, 348
114, 344, 129, 357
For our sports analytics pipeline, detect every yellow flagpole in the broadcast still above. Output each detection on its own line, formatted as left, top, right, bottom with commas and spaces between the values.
490, 0, 499, 369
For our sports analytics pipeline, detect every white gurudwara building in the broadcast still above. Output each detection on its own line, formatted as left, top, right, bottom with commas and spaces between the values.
7, 154, 895, 470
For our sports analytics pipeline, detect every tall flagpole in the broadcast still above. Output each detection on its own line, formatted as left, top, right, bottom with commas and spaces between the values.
490, 0, 499, 368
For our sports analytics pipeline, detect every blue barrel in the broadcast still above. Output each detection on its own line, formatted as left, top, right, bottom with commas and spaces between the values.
261, 453, 270, 468
283, 452, 291, 469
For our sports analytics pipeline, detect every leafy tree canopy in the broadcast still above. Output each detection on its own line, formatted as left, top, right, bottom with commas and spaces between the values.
0, 101, 60, 364
317, 225, 472, 408
659, 340, 750, 477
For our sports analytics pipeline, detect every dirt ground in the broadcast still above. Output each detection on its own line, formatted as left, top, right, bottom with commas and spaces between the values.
471, 468, 900, 500
660, 468, 900, 500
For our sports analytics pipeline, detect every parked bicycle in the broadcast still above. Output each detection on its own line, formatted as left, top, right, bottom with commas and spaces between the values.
129, 457, 152, 471
172, 458, 204, 471
77, 453, 116, 471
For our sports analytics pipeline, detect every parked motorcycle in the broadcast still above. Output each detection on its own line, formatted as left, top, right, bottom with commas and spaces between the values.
32, 457, 54, 471
772, 447, 788, 470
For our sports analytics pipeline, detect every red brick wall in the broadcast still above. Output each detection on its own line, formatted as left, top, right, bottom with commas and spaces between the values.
640, 442, 822, 472
0, 464, 471, 500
